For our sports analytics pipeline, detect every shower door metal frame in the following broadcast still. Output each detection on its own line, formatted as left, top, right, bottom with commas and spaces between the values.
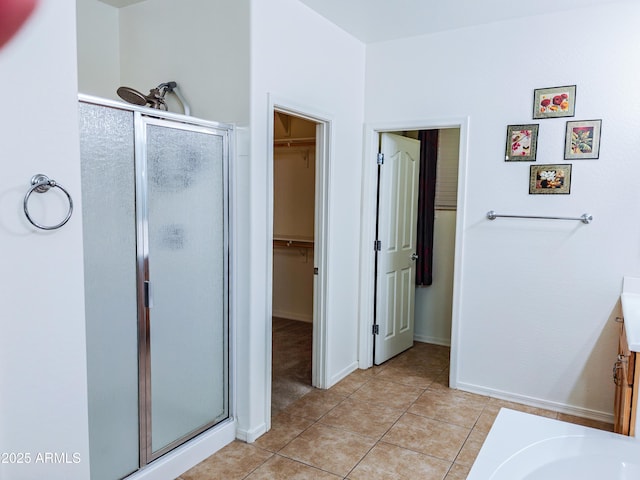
78, 94, 234, 473
135, 113, 232, 465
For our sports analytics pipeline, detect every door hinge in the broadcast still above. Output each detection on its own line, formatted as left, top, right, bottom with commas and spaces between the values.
144, 280, 152, 308
372, 324, 379, 335
377, 152, 384, 165
313, 267, 318, 275
374, 240, 381, 251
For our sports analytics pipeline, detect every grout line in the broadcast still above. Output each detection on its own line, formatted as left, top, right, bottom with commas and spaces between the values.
239, 450, 274, 480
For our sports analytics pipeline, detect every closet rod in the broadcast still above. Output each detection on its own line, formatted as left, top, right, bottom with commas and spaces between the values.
486, 210, 593, 224
273, 239, 314, 249
274, 137, 316, 147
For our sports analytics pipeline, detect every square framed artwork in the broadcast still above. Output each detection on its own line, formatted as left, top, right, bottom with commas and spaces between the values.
533, 85, 576, 119
564, 119, 602, 159
505, 124, 539, 161
529, 164, 572, 194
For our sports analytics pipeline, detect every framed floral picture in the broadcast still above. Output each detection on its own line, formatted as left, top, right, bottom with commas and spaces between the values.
529, 164, 572, 194
564, 119, 602, 159
533, 85, 576, 119
505, 124, 539, 161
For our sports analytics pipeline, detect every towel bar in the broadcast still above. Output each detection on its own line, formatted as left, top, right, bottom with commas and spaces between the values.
486, 210, 592, 224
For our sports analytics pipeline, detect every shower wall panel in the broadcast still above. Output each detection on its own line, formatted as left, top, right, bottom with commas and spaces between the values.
80, 102, 139, 480
80, 99, 231, 479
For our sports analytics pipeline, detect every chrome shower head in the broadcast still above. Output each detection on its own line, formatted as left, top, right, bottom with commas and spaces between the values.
116, 86, 148, 106
116, 85, 168, 110
116, 82, 189, 115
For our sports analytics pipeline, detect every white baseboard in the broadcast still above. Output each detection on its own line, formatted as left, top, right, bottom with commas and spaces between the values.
272, 309, 312, 323
456, 382, 613, 424
125, 419, 236, 480
329, 361, 359, 388
236, 422, 268, 443
414, 334, 451, 347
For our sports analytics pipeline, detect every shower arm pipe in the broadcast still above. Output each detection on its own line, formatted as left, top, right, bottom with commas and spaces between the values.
486, 210, 593, 224
159, 82, 190, 116
170, 86, 190, 116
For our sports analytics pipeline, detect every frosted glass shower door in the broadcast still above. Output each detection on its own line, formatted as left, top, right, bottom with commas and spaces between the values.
80, 102, 139, 480
140, 119, 229, 458
81, 98, 231, 477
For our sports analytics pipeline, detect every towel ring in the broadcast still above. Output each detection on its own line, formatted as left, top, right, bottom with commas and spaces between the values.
23, 174, 73, 230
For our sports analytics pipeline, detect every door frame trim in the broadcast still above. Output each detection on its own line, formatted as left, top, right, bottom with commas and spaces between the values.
266, 94, 332, 424
358, 117, 470, 388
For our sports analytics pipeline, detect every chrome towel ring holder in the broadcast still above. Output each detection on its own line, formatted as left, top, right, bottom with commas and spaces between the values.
23, 174, 73, 230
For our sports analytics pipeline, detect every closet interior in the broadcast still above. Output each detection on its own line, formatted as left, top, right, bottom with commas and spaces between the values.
271, 112, 317, 413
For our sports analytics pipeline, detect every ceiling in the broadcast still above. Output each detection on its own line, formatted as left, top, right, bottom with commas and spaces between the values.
297, 0, 626, 43
98, 0, 626, 43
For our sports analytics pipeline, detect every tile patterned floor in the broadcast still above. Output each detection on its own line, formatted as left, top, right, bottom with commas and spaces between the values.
178, 318, 612, 479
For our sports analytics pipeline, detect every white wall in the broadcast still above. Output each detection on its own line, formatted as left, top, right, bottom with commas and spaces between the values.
248, 0, 365, 438
366, 1, 640, 419
0, 2, 90, 479
76, 0, 120, 98
77, 0, 250, 123
118, 0, 250, 124
415, 210, 456, 345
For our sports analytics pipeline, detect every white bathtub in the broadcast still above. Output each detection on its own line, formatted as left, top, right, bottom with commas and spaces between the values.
467, 408, 640, 480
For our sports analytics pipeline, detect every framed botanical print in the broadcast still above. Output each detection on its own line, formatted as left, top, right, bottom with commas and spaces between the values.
505, 124, 539, 161
529, 164, 572, 194
564, 119, 602, 159
533, 85, 576, 119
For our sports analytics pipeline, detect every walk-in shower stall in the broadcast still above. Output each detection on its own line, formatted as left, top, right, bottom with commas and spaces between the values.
78, 95, 232, 480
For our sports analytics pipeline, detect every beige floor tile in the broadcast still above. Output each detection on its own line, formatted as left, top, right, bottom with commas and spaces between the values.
429, 369, 451, 391
330, 369, 375, 396
279, 423, 376, 477
349, 378, 424, 410
409, 389, 488, 428
179, 441, 272, 480
283, 389, 346, 420
455, 427, 488, 467
382, 413, 469, 462
246, 455, 342, 479
445, 463, 471, 480
254, 412, 315, 452
376, 363, 444, 389
268, 323, 587, 480
388, 344, 450, 369
370, 363, 389, 375
486, 399, 558, 419
556, 413, 614, 431
271, 377, 314, 413
319, 397, 404, 439
347, 442, 451, 480
474, 408, 498, 432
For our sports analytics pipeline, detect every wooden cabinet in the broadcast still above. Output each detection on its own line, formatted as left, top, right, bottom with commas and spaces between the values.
614, 317, 639, 435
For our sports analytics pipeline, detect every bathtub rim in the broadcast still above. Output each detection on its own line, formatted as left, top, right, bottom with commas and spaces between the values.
467, 407, 640, 479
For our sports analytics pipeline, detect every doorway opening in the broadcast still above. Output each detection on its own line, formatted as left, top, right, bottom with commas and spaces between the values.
372, 129, 460, 365
271, 111, 318, 413
267, 100, 331, 424
360, 119, 468, 386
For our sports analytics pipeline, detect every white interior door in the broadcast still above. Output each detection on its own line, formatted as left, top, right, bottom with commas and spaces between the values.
374, 133, 420, 365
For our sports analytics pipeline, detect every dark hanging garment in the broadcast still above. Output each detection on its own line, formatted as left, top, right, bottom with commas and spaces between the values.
416, 130, 438, 286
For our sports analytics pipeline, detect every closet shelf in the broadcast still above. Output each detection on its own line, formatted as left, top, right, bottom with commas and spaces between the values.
274, 137, 316, 148
273, 235, 314, 249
